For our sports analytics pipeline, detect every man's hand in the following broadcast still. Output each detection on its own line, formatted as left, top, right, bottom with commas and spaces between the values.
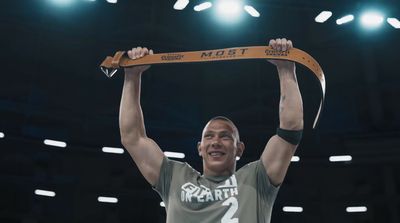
268, 38, 295, 71
124, 47, 154, 75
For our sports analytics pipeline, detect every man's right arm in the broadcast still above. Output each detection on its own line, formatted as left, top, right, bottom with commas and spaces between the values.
119, 47, 164, 186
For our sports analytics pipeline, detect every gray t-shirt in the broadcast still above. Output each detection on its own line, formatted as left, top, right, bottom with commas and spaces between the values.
154, 157, 279, 223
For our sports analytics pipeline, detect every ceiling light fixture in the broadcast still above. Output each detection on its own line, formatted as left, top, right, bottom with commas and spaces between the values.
387, 18, 400, 28
244, 5, 260, 17
315, 11, 332, 23
174, 0, 189, 10
336, 14, 354, 25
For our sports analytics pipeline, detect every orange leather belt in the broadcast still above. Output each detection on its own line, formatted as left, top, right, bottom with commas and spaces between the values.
100, 46, 326, 128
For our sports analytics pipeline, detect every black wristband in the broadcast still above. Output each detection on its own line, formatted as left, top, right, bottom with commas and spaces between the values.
276, 128, 303, 145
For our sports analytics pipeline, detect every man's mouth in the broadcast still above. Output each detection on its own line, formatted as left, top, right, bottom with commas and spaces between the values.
208, 152, 225, 157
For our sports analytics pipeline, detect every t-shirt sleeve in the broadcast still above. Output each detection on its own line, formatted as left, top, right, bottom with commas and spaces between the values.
239, 160, 280, 204
152, 156, 189, 206
255, 159, 280, 203
152, 156, 173, 202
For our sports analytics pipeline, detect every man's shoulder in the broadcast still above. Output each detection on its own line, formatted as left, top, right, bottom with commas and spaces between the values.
237, 159, 262, 171
165, 157, 201, 175
235, 159, 265, 179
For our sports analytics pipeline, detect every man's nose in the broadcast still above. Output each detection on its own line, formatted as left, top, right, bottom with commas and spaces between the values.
211, 139, 222, 147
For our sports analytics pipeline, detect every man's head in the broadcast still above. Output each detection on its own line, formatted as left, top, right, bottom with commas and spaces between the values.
197, 116, 245, 177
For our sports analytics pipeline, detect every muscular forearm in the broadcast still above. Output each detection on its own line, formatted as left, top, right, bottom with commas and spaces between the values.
119, 72, 147, 145
277, 66, 304, 130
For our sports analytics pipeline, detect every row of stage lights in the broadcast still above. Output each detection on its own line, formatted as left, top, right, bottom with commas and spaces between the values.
49, 0, 260, 17
1, 130, 364, 212
0, 131, 353, 163
34, 188, 367, 214
48, 0, 400, 29
174, 0, 260, 17
315, 10, 400, 29
173, 0, 400, 29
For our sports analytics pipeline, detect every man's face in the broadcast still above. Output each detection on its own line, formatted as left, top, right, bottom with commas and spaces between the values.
198, 119, 244, 176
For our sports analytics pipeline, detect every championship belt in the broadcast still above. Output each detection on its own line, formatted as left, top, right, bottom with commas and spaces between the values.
100, 46, 326, 128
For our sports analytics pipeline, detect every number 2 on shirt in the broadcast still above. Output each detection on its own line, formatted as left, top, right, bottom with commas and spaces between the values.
221, 197, 238, 223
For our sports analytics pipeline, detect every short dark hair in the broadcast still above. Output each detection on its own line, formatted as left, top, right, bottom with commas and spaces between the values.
208, 116, 240, 141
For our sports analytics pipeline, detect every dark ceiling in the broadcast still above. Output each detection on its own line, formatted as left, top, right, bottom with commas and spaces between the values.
1, 0, 400, 222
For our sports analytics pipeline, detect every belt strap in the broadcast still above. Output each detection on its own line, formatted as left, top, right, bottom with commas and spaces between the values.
100, 46, 326, 129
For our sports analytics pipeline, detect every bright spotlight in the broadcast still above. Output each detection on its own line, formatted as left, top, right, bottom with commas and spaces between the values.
291, 156, 300, 162
213, 0, 244, 24
106, 0, 117, 3
283, 206, 303, 213
336, 14, 354, 25
329, 155, 352, 162
346, 206, 367, 213
387, 18, 400, 29
97, 196, 118, 203
35, 189, 56, 197
216, 0, 242, 17
360, 11, 384, 28
164, 151, 185, 159
44, 139, 67, 148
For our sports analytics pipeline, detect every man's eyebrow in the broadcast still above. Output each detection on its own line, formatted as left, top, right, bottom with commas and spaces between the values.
216, 131, 234, 137
204, 130, 233, 135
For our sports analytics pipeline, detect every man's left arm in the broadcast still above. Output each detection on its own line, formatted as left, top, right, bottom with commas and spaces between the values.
261, 38, 303, 186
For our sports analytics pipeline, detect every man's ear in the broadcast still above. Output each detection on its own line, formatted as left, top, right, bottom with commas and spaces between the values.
197, 142, 202, 156
236, 141, 245, 158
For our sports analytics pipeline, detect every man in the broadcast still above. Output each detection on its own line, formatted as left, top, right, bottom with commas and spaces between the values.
119, 38, 303, 223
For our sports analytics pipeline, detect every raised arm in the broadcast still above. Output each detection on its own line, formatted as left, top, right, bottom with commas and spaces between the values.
120, 47, 164, 186
261, 39, 304, 186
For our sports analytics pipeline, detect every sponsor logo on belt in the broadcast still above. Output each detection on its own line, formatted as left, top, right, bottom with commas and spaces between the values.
265, 49, 289, 56
161, 54, 184, 61
200, 48, 249, 59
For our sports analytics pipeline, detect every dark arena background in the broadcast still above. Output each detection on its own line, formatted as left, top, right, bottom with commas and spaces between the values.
1, 0, 400, 222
